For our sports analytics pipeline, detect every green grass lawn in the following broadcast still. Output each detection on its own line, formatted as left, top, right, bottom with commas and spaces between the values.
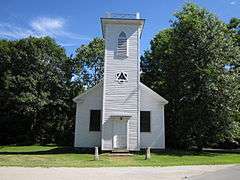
0, 145, 239, 167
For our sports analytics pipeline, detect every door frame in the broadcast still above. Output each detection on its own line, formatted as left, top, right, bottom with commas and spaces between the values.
112, 117, 128, 150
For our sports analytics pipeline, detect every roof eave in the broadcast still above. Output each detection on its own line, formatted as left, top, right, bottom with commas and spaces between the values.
100, 18, 145, 39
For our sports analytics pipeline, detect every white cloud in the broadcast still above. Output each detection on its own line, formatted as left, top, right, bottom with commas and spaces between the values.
31, 17, 64, 32
0, 17, 90, 41
58, 42, 77, 47
0, 23, 35, 39
229, 0, 240, 5
230, 1, 237, 5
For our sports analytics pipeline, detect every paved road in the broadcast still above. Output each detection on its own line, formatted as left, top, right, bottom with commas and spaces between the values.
190, 165, 240, 180
0, 165, 238, 180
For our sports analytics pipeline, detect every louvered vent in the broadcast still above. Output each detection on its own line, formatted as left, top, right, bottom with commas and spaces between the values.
117, 31, 127, 57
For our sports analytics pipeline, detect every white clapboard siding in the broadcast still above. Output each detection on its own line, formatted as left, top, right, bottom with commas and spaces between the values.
102, 23, 140, 151
74, 82, 103, 148
73, 15, 168, 150
73, 81, 167, 149
140, 83, 166, 149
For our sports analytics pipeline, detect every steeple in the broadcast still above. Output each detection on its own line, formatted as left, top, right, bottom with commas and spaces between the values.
101, 13, 145, 151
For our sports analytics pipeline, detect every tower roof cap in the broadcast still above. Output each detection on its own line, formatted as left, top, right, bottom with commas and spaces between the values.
100, 13, 145, 38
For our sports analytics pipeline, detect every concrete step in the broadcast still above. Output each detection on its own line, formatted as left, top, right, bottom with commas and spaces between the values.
108, 153, 133, 156
112, 149, 129, 153
110, 149, 133, 156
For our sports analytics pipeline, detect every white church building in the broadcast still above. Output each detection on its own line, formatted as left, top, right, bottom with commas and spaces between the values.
73, 13, 168, 151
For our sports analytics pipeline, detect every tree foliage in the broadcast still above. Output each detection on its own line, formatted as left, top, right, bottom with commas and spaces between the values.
227, 17, 240, 141
74, 38, 104, 88
0, 4, 239, 149
141, 3, 240, 149
0, 37, 78, 145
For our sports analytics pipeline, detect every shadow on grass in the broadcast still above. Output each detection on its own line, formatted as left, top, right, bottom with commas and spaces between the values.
1, 146, 237, 157
157, 150, 217, 157
135, 149, 226, 157
0, 147, 94, 155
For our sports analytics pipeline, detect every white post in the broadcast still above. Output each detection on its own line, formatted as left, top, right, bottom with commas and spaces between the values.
94, 147, 99, 160
136, 12, 140, 19
145, 147, 151, 160
106, 12, 111, 18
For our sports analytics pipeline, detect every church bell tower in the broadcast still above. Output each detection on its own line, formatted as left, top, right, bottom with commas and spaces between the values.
101, 13, 144, 151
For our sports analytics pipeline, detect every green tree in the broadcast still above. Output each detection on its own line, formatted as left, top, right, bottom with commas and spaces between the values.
74, 38, 104, 88
228, 18, 240, 34
141, 3, 240, 149
227, 17, 240, 143
0, 36, 77, 145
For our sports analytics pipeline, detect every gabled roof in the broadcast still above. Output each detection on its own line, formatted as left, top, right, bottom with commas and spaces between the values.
73, 81, 103, 103
73, 81, 168, 105
140, 83, 168, 105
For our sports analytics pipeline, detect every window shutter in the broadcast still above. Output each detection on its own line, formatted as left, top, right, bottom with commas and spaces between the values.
117, 31, 127, 57
89, 110, 101, 131
140, 111, 151, 132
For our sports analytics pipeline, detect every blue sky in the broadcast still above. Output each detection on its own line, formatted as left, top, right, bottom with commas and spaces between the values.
0, 0, 239, 55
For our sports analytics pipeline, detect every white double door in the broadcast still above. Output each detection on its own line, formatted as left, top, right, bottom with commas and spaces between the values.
113, 119, 127, 149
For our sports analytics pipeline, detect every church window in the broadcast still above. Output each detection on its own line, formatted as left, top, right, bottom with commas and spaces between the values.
117, 31, 127, 57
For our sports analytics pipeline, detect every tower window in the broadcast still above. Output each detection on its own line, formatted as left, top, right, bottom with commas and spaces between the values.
116, 72, 128, 83
117, 31, 127, 57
